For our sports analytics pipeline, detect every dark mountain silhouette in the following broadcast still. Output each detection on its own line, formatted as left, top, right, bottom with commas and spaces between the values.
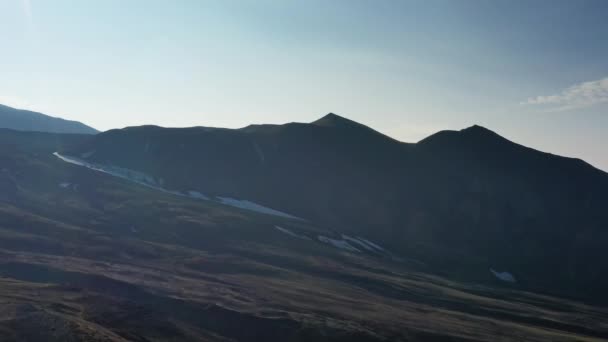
60, 113, 608, 302
0, 104, 98, 134
1, 127, 605, 341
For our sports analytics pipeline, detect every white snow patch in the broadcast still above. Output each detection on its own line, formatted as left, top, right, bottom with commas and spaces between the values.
58, 182, 78, 191
318, 236, 360, 253
216, 197, 301, 220
342, 235, 378, 252
490, 268, 516, 283
356, 237, 386, 252
187, 191, 210, 200
54, 152, 160, 188
274, 226, 311, 240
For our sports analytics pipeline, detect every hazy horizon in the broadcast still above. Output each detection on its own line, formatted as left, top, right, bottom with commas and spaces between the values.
1, 0, 607, 170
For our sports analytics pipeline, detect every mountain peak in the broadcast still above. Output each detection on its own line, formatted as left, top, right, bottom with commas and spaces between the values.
310, 113, 401, 144
458, 124, 514, 145
312, 113, 361, 127
461, 124, 498, 136
418, 124, 514, 149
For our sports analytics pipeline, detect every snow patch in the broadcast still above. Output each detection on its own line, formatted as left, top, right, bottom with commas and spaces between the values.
356, 237, 385, 252
216, 197, 301, 219
490, 268, 516, 283
274, 226, 311, 240
54, 152, 160, 188
187, 191, 209, 200
58, 182, 78, 191
342, 235, 377, 252
318, 236, 360, 253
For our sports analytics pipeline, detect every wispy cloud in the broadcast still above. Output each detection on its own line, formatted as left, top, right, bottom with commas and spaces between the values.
521, 77, 608, 112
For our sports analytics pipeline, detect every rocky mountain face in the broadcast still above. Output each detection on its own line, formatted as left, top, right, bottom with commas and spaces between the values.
0, 104, 98, 134
60, 113, 608, 302
0, 123, 606, 341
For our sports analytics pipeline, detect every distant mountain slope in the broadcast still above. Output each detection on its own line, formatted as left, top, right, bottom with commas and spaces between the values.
0, 125, 606, 341
0, 124, 608, 342
0, 104, 98, 134
60, 113, 608, 302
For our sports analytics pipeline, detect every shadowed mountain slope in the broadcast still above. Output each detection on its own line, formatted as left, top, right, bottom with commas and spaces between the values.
0, 104, 98, 134
0, 124, 607, 341
59, 114, 608, 303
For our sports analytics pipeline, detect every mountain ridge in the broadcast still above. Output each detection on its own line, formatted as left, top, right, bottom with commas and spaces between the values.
0, 103, 98, 134
57, 113, 608, 302
1, 126, 605, 340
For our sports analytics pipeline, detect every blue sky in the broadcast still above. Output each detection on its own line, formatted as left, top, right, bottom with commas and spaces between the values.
1, 0, 607, 170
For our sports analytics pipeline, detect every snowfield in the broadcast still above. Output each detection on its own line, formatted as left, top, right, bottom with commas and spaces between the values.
355, 237, 386, 252
58, 182, 78, 191
54, 152, 161, 188
187, 191, 210, 200
318, 236, 361, 253
342, 235, 386, 252
274, 226, 312, 240
490, 268, 516, 283
217, 197, 301, 220
274, 227, 389, 255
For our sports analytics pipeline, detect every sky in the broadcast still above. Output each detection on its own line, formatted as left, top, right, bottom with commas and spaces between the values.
1, 0, 607, 170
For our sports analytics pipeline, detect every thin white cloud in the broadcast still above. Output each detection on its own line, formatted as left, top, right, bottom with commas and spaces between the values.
522, 77, 608, 112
